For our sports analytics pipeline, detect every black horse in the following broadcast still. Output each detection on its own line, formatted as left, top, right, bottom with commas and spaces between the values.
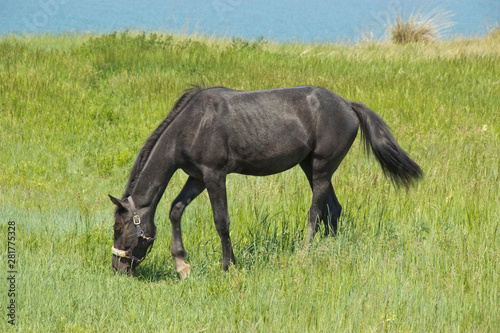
109, 85, 422, 278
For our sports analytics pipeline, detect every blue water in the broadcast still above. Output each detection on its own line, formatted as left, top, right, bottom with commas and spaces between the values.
1, 0, 499, 41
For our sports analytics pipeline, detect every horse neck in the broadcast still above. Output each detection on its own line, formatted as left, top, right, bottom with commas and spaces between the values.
128, 144, 177, 223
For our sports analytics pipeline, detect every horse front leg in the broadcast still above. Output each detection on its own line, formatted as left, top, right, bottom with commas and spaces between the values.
169, 176, 205, 279
205, 171, 236, 271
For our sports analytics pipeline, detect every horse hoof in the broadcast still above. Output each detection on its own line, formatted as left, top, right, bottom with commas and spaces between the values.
176, 261, 191, 280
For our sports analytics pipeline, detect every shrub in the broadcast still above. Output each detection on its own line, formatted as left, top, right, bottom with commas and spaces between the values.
388, 7, 454, 44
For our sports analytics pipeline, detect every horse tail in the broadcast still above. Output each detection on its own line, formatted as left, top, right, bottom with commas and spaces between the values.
349, 101, 423, 187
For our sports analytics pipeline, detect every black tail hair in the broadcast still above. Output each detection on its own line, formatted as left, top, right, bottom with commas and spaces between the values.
350, 101, 423, 187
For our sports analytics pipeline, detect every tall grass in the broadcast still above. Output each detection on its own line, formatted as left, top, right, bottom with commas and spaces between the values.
0, 32, 499, 331
488, 23, 500, 40
387, 7, 455, 44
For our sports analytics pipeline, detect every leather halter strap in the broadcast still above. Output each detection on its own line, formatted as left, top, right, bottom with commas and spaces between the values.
127, 196, 141, 225
111, 196, 157, 264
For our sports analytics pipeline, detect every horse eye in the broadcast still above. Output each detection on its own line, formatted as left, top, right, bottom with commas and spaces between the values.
113, 226, 123, 234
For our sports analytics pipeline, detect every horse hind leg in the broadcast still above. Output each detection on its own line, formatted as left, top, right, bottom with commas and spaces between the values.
299, 158, 331, 240
322, 184, 342, 236
169, 176, 205, 279
300, 157, 343, 240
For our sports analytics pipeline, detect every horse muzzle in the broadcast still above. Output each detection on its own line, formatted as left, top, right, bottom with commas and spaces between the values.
112, 251, 137, 275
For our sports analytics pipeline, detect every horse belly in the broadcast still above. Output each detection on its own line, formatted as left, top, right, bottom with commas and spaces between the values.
228, 128, 313, 176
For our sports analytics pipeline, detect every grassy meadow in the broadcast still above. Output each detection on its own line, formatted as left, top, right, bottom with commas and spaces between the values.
0, 31, 499, 331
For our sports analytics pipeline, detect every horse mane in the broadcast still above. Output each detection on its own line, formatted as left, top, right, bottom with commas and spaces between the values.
123, 85, 206, 198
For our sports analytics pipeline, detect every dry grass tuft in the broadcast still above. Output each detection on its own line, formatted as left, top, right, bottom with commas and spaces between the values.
487, 23, 500, 40
388, 7, 454, 44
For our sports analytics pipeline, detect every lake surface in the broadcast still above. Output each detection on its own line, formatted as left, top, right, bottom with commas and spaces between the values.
1, 0, 499, 41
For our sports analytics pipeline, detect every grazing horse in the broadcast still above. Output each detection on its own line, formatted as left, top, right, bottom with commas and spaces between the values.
109, 85, 422, 278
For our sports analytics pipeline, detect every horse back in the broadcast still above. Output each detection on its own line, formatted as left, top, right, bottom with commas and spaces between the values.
174, 86, 358, 176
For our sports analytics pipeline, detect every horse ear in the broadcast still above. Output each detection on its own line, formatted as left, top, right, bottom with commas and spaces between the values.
108, 195, 125, 209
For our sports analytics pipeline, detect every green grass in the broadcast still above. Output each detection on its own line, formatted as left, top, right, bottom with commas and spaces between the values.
0, 31, 499, 332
